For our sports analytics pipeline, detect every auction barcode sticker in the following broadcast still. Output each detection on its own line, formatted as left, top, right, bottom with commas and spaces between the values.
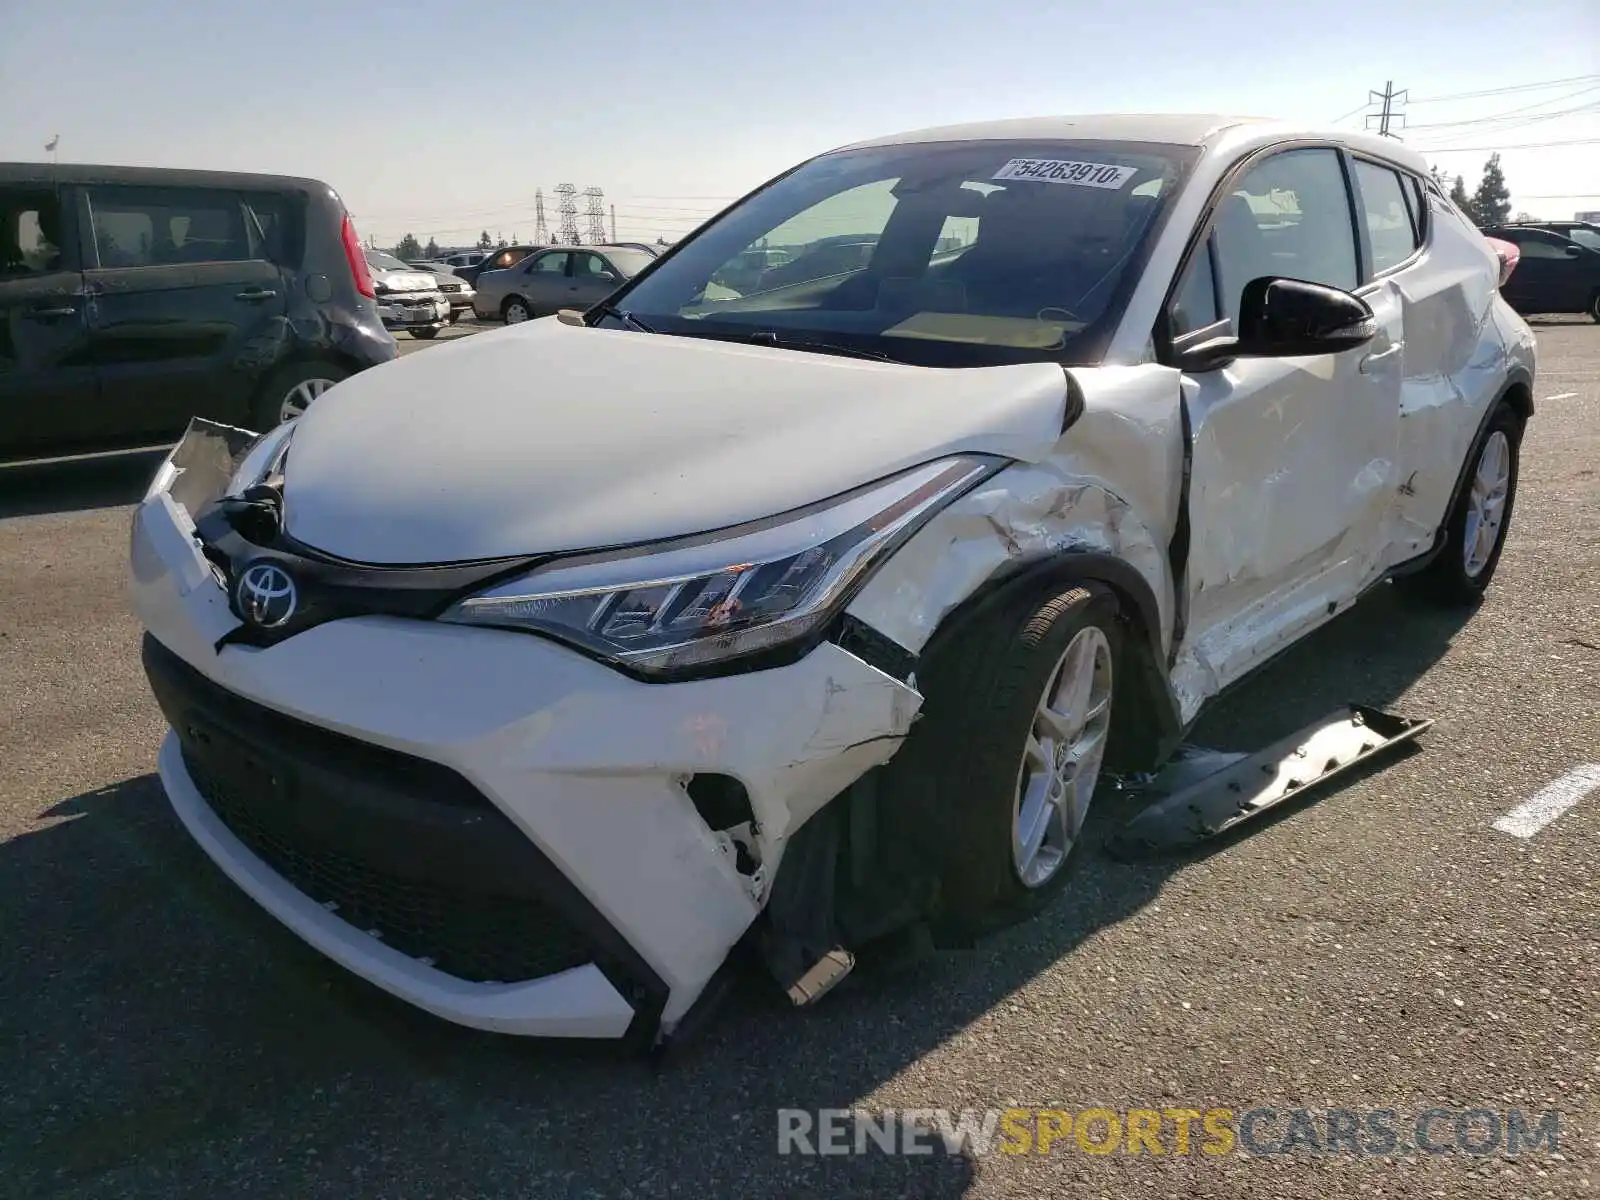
992, 159, 1136, 189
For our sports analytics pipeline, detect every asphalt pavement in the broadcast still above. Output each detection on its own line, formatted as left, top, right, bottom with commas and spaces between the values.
1, 320, 1595, 1199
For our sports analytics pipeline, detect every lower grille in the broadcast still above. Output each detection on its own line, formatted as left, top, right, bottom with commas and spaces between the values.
185, 752, 594, 983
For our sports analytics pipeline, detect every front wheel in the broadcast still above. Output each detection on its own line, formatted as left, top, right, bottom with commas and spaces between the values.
1588, 291, 1600, 324
410, 327, 438, 340
1399, 400, 1523, 606
884, 583, 1121, 936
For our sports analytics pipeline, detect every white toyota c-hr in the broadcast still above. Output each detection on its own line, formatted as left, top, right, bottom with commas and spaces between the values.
129, 114, 1535, 1048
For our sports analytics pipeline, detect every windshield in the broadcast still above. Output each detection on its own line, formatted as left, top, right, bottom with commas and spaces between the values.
365, 250, 413, 272
606, 138, 1197, 366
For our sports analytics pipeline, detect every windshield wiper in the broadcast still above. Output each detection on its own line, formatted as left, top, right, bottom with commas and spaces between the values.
742, 329, 904, 364
589, 302, 656, 333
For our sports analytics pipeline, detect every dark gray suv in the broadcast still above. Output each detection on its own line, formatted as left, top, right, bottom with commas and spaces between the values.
0, 162, 399, 461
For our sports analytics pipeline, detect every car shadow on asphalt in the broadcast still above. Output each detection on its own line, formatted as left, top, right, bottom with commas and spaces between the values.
0, 584, 1473, 1197
0, 450, 166, 520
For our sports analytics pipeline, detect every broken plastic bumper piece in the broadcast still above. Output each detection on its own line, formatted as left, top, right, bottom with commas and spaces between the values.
1107, 705, 1434, 858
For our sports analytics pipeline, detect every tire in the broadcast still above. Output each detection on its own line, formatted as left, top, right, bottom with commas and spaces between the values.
410, 327, 438, 340
885, 582, 1121, 937
1399, 400, 1523, 606
1588, 291, 1600, 323
250, 360, 351, 429
503, 296, 532, 324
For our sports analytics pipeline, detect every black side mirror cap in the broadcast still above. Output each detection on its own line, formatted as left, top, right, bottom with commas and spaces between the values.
1564, 243, 1583, 258
1178, 276, 1377, 372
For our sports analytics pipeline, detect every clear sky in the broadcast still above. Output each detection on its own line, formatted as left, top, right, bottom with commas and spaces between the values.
3, 0, 1597, 248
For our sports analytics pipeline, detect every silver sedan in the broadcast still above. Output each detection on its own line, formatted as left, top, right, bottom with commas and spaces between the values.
472, 245, 656, 323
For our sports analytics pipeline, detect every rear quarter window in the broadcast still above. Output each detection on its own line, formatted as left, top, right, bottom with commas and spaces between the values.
244, 191, 305, 268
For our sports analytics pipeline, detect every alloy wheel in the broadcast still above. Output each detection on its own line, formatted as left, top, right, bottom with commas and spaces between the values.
1463, 430, 1511, 577
1012, 625, 1114, 889
279, 377, 337, 423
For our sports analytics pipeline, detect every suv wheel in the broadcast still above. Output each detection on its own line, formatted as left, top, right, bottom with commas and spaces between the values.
883, 583, 1120, 937
252, 361, 350, 428
1398, 400, 1523, 606
1588, 291, 1600, 324
503, 296, 532, 324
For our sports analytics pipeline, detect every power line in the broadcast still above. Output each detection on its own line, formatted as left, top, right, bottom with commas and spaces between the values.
1418, 135, 1600, 153
1406, 86, 1600, 131
1411, 102, 1600, 148
1406, 74, 1600, 105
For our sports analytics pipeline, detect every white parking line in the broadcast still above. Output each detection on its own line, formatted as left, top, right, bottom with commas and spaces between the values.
1541, 392, 1577, 402
1492, 765, 1600, 838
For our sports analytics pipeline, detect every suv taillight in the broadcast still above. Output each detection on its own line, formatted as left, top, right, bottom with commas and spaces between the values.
340, 213, 376, 299
1484, 236, 1520, 289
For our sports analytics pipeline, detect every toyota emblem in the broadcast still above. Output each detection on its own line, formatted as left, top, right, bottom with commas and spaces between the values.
236, 561, 298, 629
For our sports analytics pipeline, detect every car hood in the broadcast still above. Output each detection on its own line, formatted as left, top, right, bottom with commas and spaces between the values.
282, 318, 1074, 564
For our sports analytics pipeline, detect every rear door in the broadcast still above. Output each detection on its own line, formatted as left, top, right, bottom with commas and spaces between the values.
82, 184, 288, 442
568, 251, 623, 308
516, 250, 571, 316
0, 184, 96, 457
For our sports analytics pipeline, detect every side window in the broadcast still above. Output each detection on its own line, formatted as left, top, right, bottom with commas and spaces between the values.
1515, 234, 1574, 259
0, 189, 68, 277
572, 252, 617, 280
1404, 174, 1428, 241
524, 251, 569, 275
87, 187, 250, 268
1353, 159, 1422, 273
1170, 241, 1220, 336
243, 192, 300, 266
1212, 148, 1359, 324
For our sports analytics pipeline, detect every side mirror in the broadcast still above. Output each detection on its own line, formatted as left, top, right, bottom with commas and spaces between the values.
1564, 243, 1583, 258
1180, 276, 1377, 372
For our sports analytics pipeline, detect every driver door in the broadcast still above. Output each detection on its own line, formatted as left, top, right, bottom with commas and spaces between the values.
1169, 146, 1401, 693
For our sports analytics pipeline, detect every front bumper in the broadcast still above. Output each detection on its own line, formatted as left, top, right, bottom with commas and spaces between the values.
376, 292, 450, 329
127, 433, 920, 1041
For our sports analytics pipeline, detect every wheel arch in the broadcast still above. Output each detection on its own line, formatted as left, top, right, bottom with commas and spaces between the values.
915, 550, 1185, 774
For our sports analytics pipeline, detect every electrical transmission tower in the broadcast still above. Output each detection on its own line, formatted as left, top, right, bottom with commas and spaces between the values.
1365, 81, 1408, 138
555, 184, 581, 244
533, 189, 551, 244
582, 187, 607, 244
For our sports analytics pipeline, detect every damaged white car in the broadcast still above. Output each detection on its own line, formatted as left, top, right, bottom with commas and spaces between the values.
129, 114, 1535, 1048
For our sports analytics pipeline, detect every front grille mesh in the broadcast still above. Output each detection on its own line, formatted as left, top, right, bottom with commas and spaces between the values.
184, 754, 594, 984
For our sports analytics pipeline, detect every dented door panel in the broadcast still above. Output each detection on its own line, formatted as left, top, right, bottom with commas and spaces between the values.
1379, 202, 1535, 566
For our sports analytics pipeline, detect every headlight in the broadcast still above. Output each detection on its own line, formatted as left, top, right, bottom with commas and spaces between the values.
438, 455, 999, 675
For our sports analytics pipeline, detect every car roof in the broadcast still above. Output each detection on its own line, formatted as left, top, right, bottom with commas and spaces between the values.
832, 113, 1430, 174
0, 160, 331, 192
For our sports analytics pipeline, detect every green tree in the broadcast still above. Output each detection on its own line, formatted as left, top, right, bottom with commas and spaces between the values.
1470, 154, 1512, 228
477, 230, 492, 249
1449, 174, 1472, 217
394, 233, 422, 260
424, 237, 440, 259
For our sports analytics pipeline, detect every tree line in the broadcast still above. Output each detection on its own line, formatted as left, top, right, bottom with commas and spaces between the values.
1432, 154, 1515, 229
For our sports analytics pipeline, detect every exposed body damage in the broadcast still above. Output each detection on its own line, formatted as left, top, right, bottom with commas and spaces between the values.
127, 113, 1538, 1048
